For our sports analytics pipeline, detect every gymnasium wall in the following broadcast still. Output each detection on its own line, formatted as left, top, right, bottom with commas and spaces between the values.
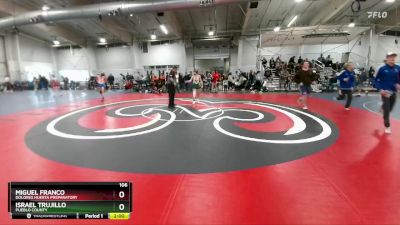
56, 47, 97, 81
56, 41, 233, 79
95, 46, 134, 75
19, 34, 56, 81
3, 30, 399, 81
186, 47, 194, 72
194, 59, 225, 73
0, 36, 7, 79
1, 33, 57, 81
237, 38, 258, 72
138, 41, 187, 72
53, 41, 186, 81
258, 34, 399, 70
374, 35, 400, 66
229, 46, 238, 73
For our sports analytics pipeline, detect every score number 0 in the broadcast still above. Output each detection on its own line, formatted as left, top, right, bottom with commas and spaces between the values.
118, 183, 128, 211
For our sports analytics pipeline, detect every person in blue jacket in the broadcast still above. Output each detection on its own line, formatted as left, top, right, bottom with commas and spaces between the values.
337, 62, 356, 110
374, 52, 400, 134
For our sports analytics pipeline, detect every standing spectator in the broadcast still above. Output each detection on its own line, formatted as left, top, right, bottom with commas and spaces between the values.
223, 76, 228, 92
262, 57, 268, 70
107, 74, 115, 90
325, 55, 333, 67
249, 70, 255, 86
184, 73, 191, 92
211, 70, 219, 93
368, 66, 375, 86
269, 57, 276, 69
33, 77, 39, 91
283, 70, 292, 91
38, 75, 43, 90
175, 71, 180, 93
179, 73, 184, 91
356, 68, 368, 96
318, 54, 326, 64
44, 76, 49, 90
276, 56, 282, 65
298, 56, 303, 64
63, 76, 69, 90
288, 56, 296, 74
39, 75, 49, 90
332, 61, 339, 71
228, 73, 235, 90
50, 75, 60, 90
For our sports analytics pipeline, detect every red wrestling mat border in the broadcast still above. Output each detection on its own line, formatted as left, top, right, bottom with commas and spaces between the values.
1, 93, 400, 225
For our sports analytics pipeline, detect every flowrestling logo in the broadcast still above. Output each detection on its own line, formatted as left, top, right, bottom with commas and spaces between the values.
367, 11, 388, 19
26, 98, 338, 174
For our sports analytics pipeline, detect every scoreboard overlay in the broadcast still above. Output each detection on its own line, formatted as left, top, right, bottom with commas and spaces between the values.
8, 182, 132, 220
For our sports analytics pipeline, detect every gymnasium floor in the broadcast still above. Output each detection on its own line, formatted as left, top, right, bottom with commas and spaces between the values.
1, 90, 400, 224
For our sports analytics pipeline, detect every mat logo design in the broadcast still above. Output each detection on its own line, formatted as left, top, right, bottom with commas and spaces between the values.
26, 98, 338, 173
45, 98, 332, 144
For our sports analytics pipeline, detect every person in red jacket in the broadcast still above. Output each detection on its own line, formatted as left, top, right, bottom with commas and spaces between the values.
212, 70, 219, 93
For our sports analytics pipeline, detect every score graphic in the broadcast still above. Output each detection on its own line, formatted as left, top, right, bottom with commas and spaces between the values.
8, 182, 132, 220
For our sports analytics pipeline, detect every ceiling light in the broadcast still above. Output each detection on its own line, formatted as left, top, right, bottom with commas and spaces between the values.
287, 15, 298, 27
208, 30, 214, 36
160, 24, 168, 34
386, 0, 395, 2
130, 13, 133, 17
295, 0, 303, 2
274, 26, 280, 32
53, 40, 60, 45
348, 22, 355, 27
150, 34, 157, 40
42, 5, 50, 11
99, 38, 107, 43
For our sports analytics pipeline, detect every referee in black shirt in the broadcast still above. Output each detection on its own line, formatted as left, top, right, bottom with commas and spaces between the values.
167, 67, 177, 108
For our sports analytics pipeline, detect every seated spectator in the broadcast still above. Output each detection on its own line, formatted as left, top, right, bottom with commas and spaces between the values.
298, 56, 303, 64
3, 76, 13, 92
33, 77, 39, 91
318, 54, 326, 64
262, 57, 268, 70
269, 57, 276, 69
325, 55, 333, 67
